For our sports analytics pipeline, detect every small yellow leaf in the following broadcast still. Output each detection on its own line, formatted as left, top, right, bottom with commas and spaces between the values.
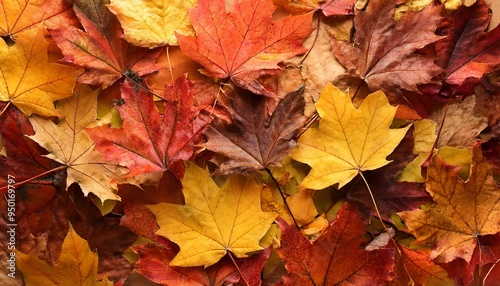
0, 26, 79, 117
147, 162, 277, 267
16, 225, 111, 286
292, 83, 410, 190
108, 0, 196, 47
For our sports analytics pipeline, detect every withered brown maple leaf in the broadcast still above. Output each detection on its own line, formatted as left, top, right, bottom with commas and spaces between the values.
177, 0, 313, 97
275, 203, 395, 285
50, 0, 162, 88
422, 0, 500, 97
399, 144, 500, 263
87, 76, 207, 184
331, 0, 443, 97
202, 86, 307, 175
133, 240, 270, 286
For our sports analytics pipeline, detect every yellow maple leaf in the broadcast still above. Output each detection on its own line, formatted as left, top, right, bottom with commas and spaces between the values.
108, 0, 196, 47
29, 85, 126, 202
399, 145, 500, 263
0, 26, 79, 117
16, 225, 113, 286
147, 162, 277, 267
292, 83, 410, 190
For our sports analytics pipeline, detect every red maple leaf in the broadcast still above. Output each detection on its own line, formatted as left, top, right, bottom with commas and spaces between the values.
86, 76, 208, 183
50, 0, 162, 88
421, 0, 500, 97
177, 0, 313, 97
275, 203, 395, 285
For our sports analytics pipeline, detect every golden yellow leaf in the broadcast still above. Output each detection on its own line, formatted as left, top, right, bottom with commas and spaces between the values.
0, 0, 71, 37
16, 225, 112, 286
0, 26, 79, 117
29, 85, 126, 202
147, 162, 277, 267
292, 83, 410, 190
399, 145, 500, 263
108, 0, 196, 47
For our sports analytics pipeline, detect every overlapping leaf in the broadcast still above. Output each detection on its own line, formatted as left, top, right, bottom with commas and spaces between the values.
16, 225, 112, 286
0, 0, 72, 37
50, 0, 162, 88
275, 203, 395, 285
147, 162, 277, 267
400, 144, 500, 263
331, 0, 443, 96
292, 83, 410, 190
202, 87, 307, 175
87, 76, 207, 184
108, 0, 196, 47
424, 0, 500, 97
177, 0, 313, 96
0, 26, 80, 117
29, 85, 125, 202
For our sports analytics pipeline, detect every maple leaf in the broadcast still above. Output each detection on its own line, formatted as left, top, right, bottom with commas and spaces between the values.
0, 105, 61, 195
423, 0, 500, 97
29, 85, 126, 202
399, 144, 500, 263
0, 26, 80, 117
16, 225, 113, 286
331, 0, 443, 97
202, 86, 307, 175
275, 202, 395, 285
272, 0, 355, 15
108, 0, 195, 47
177, 0, 313, 96
50, 0, 162, 88
392, 245, 454, 286
0, 0, 72, 37
346, 131, 430, 220
147, 162, 277, 267
87, 75, 207, 183
133, 240, 270, 286
292, 83, 410, 190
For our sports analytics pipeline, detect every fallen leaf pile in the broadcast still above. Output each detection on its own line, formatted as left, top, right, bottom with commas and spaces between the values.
1, 0, 499, 285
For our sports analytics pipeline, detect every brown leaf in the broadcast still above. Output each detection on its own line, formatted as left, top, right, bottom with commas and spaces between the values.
331, 0, 443, 97
202, 87, 307, 175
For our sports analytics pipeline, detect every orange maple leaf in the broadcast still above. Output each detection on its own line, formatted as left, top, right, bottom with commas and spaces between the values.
400, 144, 500, 263
177, 0, 313, 97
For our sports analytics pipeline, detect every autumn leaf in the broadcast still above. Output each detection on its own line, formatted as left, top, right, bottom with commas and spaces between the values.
275, 202, 395, 285
16, 225, 112, 286
292, 83, 410, 190
50, 0, 162, 88
392, 244, 454, 286
202, 86, 307, 175
87, 76, 207, 184
29, 85, 126, 202
133, 240, 270, 286
399, 144, 500, 263
147, 162, 277, 267
177, 0, 313, 96
0, 105, 61, 195
272, 0, 355, 15
0, 0, 72, 37
108, 0, 195, 47
331, 0, 443, 97
0, 26, 80, 117
423, 0, 500, 97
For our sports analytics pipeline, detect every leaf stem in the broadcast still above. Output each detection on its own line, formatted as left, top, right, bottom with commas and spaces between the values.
426, 100, 449, 162
265, 168, 301, 231
0, 165, 67, 192
228, 252, 249, 286
297, 112, 319, 139
0, 101, 11, 119
298, 11, 321, 66
483, 258, 500, 285
358, 171, 415, 285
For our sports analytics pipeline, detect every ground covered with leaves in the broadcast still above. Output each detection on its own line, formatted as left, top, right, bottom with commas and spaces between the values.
1, 0, 499, 285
